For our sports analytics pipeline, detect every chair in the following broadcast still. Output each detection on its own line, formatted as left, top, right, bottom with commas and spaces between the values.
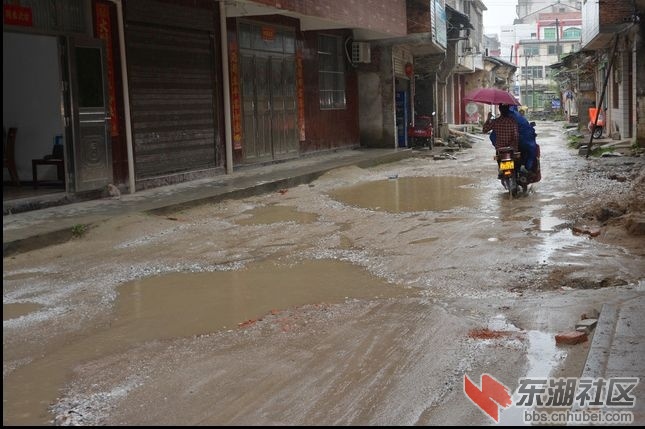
32, 135, 65, 189
3, 127, 20, 186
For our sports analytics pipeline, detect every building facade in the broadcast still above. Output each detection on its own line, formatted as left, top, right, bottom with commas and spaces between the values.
580, 0, 643, 143
3, 0, 411, 197
4, 0, 507, 203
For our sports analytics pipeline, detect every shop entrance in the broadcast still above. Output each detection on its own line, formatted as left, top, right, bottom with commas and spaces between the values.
3, 32, 112, 201
238, 22, 298, 163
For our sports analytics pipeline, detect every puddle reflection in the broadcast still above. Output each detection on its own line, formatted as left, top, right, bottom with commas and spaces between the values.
329, 176, 479, 213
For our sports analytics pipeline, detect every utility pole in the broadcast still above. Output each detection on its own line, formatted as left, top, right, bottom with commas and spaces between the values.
524, 54, 531, 107
532, 78, 536, 110
555, 18, 560, 59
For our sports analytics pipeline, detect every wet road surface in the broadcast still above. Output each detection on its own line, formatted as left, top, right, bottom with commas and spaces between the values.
3, 121, 644, 425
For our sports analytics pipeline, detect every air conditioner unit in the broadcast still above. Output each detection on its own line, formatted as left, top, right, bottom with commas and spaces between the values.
352, 41, 371, 64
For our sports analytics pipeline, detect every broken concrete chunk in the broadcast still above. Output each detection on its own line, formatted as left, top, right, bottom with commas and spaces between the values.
576, 326, 590, 335
575, 318, 598, 332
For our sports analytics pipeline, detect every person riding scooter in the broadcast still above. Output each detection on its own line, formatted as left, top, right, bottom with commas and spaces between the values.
508, 105, 539, 182
488, 104, 540, 184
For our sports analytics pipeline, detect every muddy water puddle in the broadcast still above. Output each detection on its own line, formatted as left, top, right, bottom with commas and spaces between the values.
4, 259, 413, 425
485, 315, 566, 426
3, 302, 43, 321
235, 205, 318, 225
329, 176, 479, 212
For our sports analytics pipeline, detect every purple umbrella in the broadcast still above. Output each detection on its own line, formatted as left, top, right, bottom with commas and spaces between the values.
464, 88, 521, 106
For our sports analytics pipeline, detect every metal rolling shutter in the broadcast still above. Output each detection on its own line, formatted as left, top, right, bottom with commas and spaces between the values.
126, 1, 217, 179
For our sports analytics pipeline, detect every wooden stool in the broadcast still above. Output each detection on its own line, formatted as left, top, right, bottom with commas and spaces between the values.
32, 158, 64, 189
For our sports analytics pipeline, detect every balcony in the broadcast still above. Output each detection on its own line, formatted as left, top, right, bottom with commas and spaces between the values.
581, 0, 633, 49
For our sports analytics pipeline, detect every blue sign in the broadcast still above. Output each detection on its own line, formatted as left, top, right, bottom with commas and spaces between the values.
434, 0, 447, 49
551, 99, 561, 109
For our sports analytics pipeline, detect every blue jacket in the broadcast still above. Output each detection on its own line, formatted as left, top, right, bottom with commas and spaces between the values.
490, 108, 538, 170
511, 110, 537, 170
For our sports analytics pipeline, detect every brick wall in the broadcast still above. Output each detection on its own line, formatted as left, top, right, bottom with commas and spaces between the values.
248, 0, 406, 37
407, 0, 431, 34
599, 1, 632, 26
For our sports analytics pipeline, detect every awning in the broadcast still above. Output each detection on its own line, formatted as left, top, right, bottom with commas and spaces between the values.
445, 4, 474, 32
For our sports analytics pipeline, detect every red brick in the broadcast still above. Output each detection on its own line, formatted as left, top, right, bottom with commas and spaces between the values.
555, 331, 588, 345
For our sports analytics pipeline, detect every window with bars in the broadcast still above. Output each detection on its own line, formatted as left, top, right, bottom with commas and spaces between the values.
522, 66, 543, 79
548, 45, 563, 55
318, 34, 346, 110
563, 27, 581, 39
523, 46, 539, 56
544, 28, 556, 40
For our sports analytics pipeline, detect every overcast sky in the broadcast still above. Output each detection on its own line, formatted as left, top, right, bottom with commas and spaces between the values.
482, 0, 519, 36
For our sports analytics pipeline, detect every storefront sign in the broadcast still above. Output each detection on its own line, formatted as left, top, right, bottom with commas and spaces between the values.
229, 40, 243, 150
296, 49, 305, 142
95, 2, 119, 137
261, 26, 275, 41
4, 4, 33, 27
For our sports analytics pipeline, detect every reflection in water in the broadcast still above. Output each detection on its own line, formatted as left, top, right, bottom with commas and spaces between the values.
329, 176, 479, 213
496, 322, 565, 426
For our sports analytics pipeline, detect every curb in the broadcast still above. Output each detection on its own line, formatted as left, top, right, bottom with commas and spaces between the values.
580, 303, 617, 379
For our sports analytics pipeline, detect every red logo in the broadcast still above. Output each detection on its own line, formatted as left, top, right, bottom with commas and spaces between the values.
464, 374, 513, 422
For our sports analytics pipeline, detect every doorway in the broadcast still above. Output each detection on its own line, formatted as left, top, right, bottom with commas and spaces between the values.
395, 77, 411, 148
238, 22, 298, 163
3, 32, 113, 204
3, 32, 65, 201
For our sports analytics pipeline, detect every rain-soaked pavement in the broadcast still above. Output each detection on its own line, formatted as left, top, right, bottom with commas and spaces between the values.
3, 121, 644, 425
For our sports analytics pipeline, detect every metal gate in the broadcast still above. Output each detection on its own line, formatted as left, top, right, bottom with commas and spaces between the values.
239, 23, 298, 163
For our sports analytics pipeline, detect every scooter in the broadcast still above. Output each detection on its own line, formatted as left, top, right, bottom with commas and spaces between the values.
588, 107, 604, 139
495, 146, 525, 198
407, 113, 434, 148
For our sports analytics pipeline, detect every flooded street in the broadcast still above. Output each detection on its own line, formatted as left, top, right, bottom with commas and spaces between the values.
3, 121, 644, 425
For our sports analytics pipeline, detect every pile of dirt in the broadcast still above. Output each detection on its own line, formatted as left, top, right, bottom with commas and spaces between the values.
574, 160, 645, 240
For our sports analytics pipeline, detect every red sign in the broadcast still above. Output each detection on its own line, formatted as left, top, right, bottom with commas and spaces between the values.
261, 26, 275, 41
405, 63, 413, 77
296, 49, 305, 142
94, 2, 120, 137
229, 40, 242, 150
4, 4, 33, 27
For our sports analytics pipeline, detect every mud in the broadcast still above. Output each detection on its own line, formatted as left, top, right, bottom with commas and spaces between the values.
3, 121, 644, 425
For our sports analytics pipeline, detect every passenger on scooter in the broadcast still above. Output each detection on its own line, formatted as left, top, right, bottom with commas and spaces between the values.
489, 105, 539, 181
483, 104, 519, 152
508, 105, 538, 175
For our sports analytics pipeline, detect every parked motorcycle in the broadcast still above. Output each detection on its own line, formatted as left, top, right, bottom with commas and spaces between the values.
588, 107, 604, 139
407, 113, 434, 148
